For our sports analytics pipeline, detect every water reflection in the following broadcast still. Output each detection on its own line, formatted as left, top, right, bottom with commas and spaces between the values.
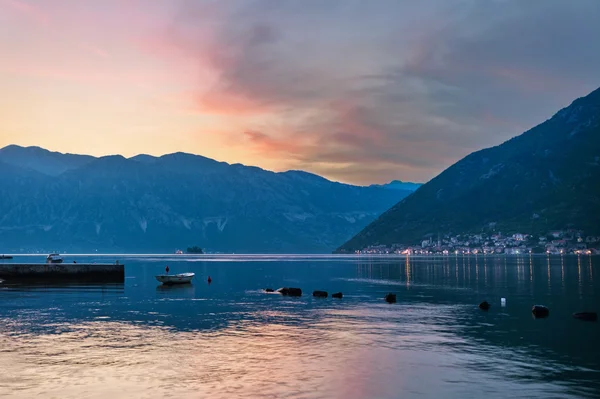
0, 255, 598, 398
548, 256, 552, 290
578, 255, 583, 298
562, 254, 566, 289
155, 283, 195, 293
405, 255, 411, 288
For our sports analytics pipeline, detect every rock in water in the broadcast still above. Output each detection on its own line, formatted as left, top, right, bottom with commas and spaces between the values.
479, 301, 491, 311
385, 293, 396, 303
313, 290, 328, 298
532, 305, 550, 318
264, 288, 275, 293
278, 287, 302, 297
573, 312, 597, 321
332, 292, 343, 299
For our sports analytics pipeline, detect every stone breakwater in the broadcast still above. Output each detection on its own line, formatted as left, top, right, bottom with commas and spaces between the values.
0, 263, 124, 282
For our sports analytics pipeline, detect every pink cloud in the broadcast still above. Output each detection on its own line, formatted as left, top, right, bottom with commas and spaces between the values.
195, 90, 275, 116
2, 0, 116, 62
5, 0, 593, 185
235, 98, 462, 184
242, 130, 316, 158
2, 0, 49, 25
81, 43, 112, 59
328, 100, 387, 147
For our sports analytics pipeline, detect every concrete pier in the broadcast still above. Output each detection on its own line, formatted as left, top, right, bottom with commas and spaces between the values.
0, 263, 124, 282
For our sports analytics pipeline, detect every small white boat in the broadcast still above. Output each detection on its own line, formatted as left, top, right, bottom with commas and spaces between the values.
155, 272, 195, 285
46, 253, 63, 263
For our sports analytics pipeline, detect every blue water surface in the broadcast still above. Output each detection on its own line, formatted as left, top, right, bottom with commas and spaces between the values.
0, 254, 598, 398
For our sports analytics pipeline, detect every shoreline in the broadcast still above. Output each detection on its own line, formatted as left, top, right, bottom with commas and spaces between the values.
0, 253, 597, 258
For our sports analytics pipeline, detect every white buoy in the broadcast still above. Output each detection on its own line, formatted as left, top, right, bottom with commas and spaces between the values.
501, 298, 506, 307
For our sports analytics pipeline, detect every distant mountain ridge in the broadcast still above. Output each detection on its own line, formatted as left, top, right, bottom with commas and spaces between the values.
370, 180, 422, 192
337, 86, 600, 252
0, 146, 413, 253
0, 145, 95, 176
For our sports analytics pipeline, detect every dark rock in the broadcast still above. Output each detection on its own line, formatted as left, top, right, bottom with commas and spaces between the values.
332, 292, 343, 299
532, 305, 550, 318
385, 293, 396, 303
278, 287, 302, 297
313, 290, 328, 298
264, 288, 275, 293
573, 312, 597, 321
479, 301, 491, 311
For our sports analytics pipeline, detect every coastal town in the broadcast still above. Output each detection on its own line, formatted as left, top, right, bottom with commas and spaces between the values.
356, 230, 600, 255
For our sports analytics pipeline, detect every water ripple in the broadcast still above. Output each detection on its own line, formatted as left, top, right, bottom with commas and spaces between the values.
0, 255, 598, 398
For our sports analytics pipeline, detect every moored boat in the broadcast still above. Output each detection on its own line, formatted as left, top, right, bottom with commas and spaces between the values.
0, 255, 13, 260
155, 272, 195, 285
46, 253, 63, 263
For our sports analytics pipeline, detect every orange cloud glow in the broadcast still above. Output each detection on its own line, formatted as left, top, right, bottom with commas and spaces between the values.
1, 0, 598, 185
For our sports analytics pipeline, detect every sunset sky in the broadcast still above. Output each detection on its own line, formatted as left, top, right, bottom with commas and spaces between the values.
1, 0, 599, 184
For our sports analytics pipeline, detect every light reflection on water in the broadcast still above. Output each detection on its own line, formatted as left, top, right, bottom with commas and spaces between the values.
0, 255, 599, 398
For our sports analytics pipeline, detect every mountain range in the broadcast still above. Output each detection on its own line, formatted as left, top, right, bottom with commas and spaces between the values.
370, 180, 422, 192
338, 87, 600, 252
0, 145, 415, 253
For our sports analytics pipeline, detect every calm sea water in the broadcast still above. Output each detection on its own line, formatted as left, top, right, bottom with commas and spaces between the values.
0, 254, 598, 398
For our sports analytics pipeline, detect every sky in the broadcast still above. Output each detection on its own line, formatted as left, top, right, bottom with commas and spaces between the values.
1, 0, 599, 185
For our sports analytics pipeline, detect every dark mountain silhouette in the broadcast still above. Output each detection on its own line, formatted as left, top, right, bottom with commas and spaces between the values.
0, 145, 94, 176
0, 146, 412, 253
338, 87, 600, 252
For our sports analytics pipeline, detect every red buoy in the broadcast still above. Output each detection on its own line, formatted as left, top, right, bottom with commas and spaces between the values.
165, 265, 170, 274
207, 276, 212, 284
